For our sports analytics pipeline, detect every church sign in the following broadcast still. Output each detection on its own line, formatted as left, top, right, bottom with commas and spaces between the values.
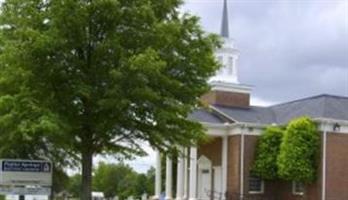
0, 185, 51, 195
0, 159, 52, 187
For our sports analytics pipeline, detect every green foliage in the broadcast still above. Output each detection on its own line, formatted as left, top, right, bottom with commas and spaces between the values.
92, 162, 154, 199
252, 126, 284, 180
0, 0, 220, 198
93, 162, 136, 199
277, 117, 320, 183
144, 167, 155, 196
252, 117, 320, 183
135, 174, 149, 196
67, 174, 82, 198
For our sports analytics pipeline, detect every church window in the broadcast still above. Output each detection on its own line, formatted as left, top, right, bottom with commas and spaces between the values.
248, 175, 264, 194
292, 181, 304, 195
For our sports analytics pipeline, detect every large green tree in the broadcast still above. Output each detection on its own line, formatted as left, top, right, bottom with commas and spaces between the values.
0, 0, 220, 199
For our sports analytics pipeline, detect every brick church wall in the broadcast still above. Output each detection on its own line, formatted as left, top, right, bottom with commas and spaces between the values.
243, 135, 258, 196
274, 132, 323, 200
198, 137, 222, 166
242, 135, 280, 199
326, 132, 348, 200
273, 131, 348, 200
197, 129, 348, 200
227, 135, 241, 195
225, 133, 324, 200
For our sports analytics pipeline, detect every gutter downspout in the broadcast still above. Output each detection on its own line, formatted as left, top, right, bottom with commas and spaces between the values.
240, 125, 245, 200
322, 123, 328, 200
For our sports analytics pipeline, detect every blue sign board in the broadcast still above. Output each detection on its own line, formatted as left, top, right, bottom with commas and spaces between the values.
1, 160, 51, 173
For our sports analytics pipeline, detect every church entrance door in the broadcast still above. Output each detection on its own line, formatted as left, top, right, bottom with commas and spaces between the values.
198, 156, 212, 200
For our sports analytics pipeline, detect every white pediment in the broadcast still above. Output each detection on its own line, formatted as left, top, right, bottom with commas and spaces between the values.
198, 155, 212, 169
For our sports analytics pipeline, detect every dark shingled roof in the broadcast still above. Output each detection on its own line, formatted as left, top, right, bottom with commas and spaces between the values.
188, 109, 227, 124
190, 94, 348, 125
271, 94, 348, 123
213, 105, 276, 124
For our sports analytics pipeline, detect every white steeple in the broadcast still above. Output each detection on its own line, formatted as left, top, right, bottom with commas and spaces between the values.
203, 0, 251, 108
210, 0, 240, 85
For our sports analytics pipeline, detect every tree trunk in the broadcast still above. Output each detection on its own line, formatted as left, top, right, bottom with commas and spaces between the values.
81, 150, 93, 200
19, 195, 25, 200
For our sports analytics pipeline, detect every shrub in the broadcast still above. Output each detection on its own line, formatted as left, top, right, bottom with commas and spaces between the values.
277, 117, 320, 183
252, 126, 284, 180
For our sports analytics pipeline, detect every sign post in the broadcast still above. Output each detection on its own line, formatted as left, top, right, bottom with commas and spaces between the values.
0, 159, 53, 196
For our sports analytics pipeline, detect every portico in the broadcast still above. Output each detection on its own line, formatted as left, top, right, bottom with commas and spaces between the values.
153, 134, 229, 200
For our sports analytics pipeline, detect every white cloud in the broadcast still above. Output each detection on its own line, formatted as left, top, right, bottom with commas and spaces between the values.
250, 96, 277, 107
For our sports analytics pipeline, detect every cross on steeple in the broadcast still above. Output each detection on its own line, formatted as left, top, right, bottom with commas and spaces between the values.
221, 0, 229, 38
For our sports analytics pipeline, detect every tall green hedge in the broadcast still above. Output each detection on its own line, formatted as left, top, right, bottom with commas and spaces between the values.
277, 117, 320, 183
252, 126, 284, 180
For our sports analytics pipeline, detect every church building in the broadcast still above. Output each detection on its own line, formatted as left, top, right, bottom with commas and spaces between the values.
153, 1, 348, 200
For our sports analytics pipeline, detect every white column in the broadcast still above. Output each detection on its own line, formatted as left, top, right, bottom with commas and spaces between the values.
189, 147, 197, 200
183, 148, 189, 200
222, 136, 228, 199
154, 150, 162, 200
165, 156, 173, 200
176, 148, 185, 200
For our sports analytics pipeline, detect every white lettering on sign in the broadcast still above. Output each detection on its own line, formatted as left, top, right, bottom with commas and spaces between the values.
2, 160, 51, 173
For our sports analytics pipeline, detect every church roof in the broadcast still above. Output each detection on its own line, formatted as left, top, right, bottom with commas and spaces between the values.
270, 94, 348, 123
188, 109, 228, 124
213, 105, 276, 124
191, 94, 348, 125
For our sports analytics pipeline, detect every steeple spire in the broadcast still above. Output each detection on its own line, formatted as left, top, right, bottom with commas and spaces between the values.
220, 0, 229, 38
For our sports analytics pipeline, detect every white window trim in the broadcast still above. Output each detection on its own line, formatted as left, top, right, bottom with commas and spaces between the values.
248, 179, 265, 194
292, 181, 304, 196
